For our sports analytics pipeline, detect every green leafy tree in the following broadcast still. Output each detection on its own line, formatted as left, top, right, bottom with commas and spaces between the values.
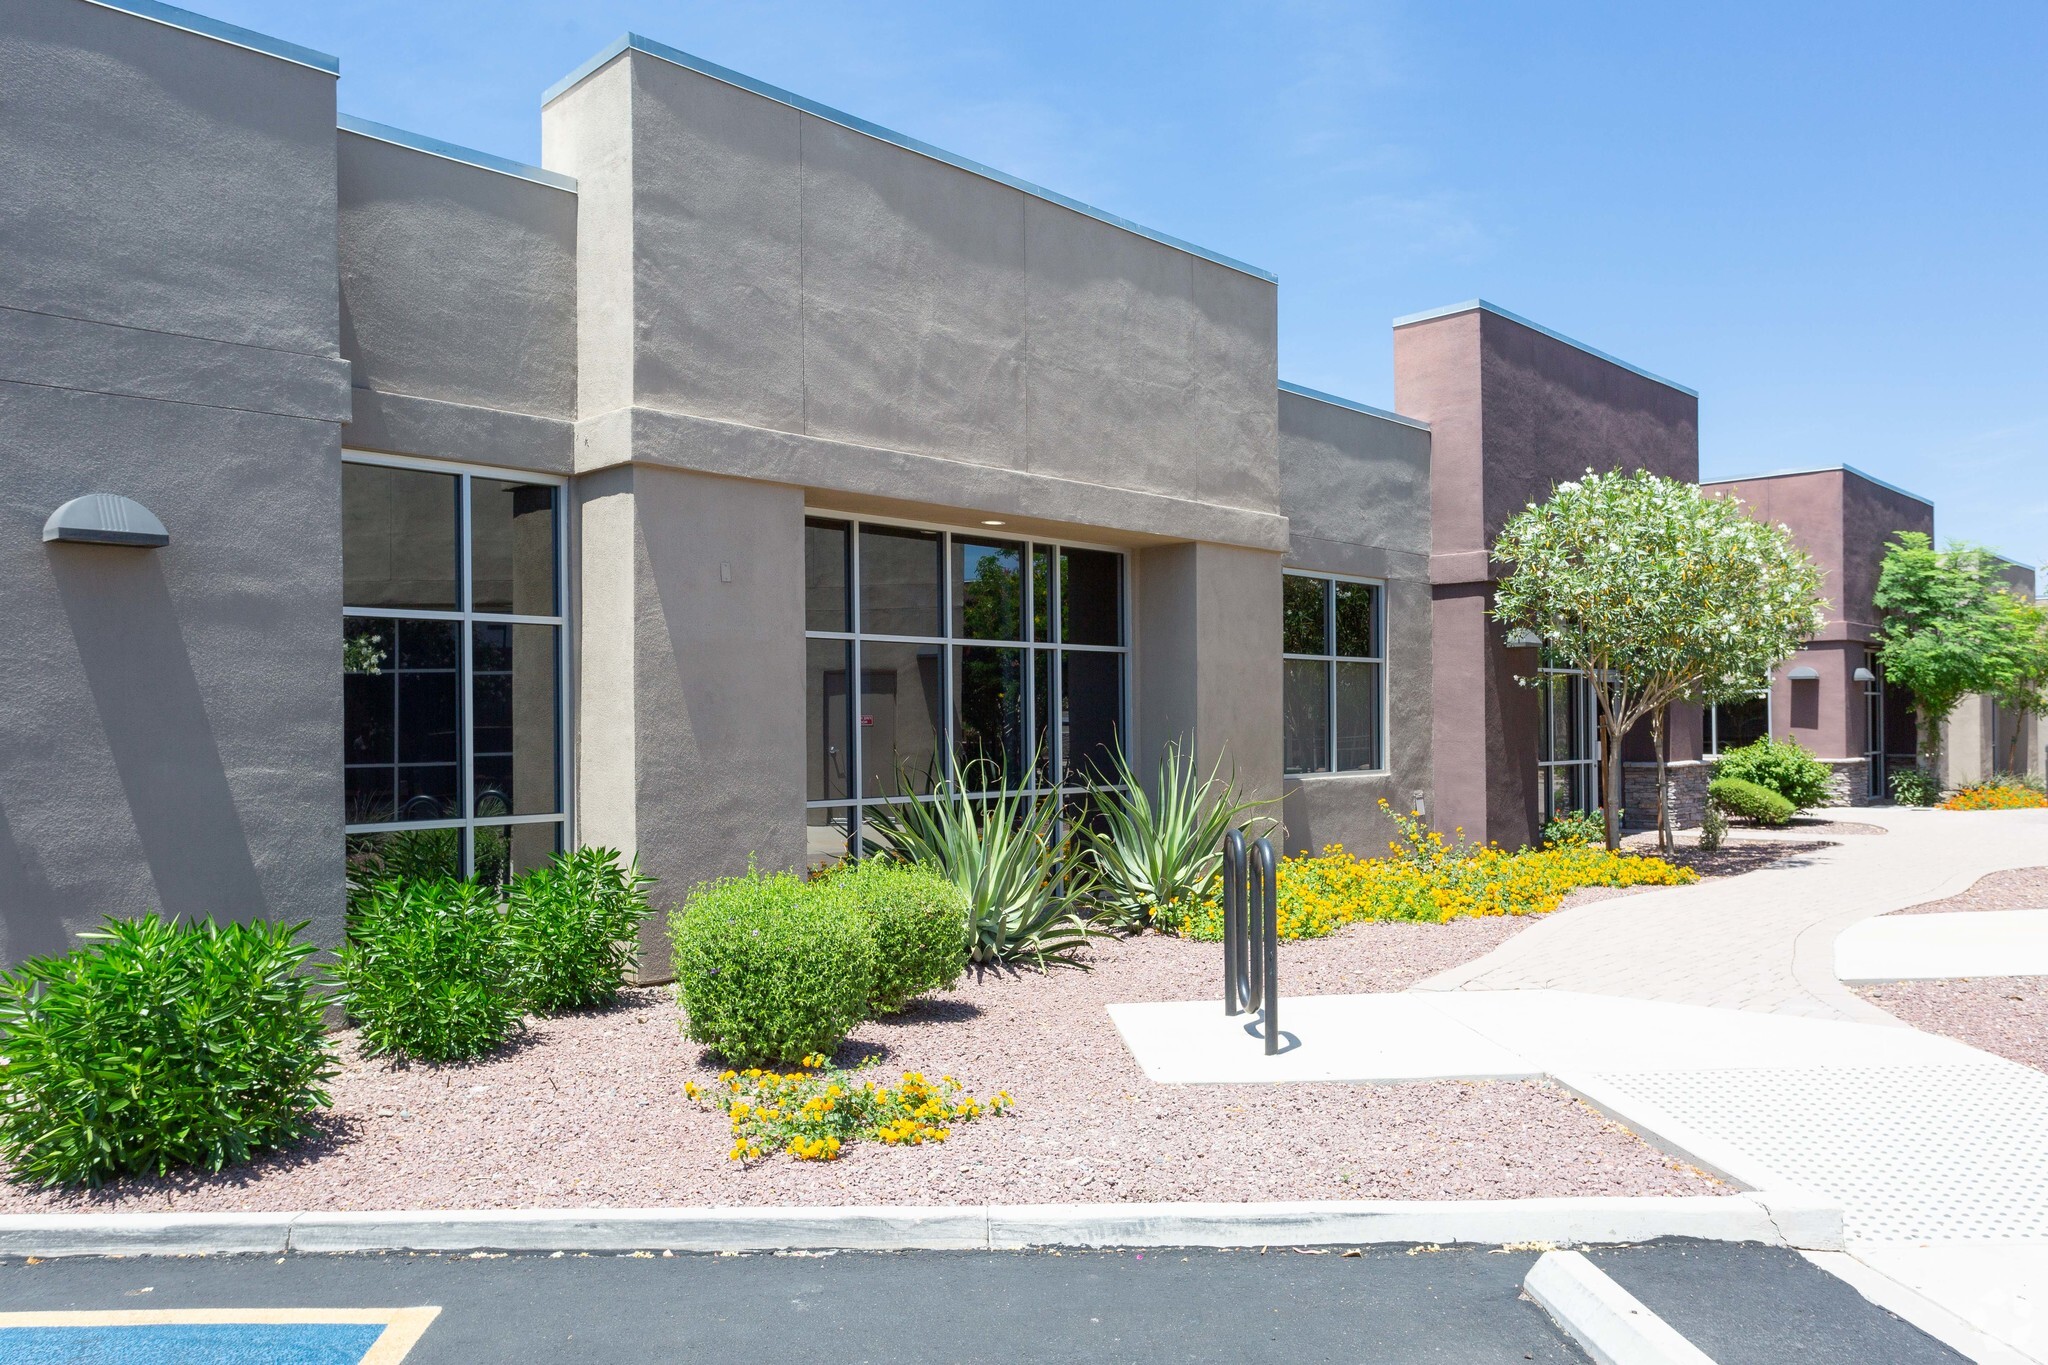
1873, 534, 2041, 779
1990, 591, 2048, 774
1494, 470, 1825, 850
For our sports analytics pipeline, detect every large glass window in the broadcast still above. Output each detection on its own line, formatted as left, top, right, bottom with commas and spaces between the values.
1706, 693, 1771, 756
1281, 572, 1384, 775
1537, 661, 1601, 824
803, 515, 1127, 861
343, 457, 566, 888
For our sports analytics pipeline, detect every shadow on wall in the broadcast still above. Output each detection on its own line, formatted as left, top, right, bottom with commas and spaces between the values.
0, 798, 70, 963
39, 546, 268, 931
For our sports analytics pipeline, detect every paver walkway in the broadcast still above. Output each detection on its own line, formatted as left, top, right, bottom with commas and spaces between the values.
1417, 806, 2048, 1018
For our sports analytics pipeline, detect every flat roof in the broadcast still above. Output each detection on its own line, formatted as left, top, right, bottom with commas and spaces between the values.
1391, 299, 1697, 398
84, 0, 338, 74
1703, 464, 1934, 509
339, 115, 577, 192
543, 34, 1277, 284
1278, 381, 1430, 431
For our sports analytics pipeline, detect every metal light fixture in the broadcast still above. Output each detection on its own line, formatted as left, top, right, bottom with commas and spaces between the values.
1787, 666, 1821, 681
1504, 627, 1543, 649
43, 494, 168, 547
980, 519, 1007, 527
1852, 667, 1877, 683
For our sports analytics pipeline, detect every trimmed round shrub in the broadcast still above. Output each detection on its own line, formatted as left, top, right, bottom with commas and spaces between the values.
1712, 737, 1833, 812
506, 848, 656, 1014
1709, 776, 1795, 827
0, 915, 335, 1187
335, 878, 523, 1062
832, 860, 968, 1014
671, 870, 877, 1067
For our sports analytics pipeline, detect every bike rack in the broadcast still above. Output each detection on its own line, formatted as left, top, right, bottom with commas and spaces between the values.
1221, 828, 1280, 1054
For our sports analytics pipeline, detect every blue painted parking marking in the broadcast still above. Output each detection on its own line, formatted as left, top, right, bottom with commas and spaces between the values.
0, 1308, 438, 1364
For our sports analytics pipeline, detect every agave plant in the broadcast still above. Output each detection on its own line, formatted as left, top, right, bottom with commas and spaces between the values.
1081, 741, 1271, 933
862, 760, 1097, 969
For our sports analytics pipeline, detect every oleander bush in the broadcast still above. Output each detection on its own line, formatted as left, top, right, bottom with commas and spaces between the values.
685, 1054, 1012, 1163
335, 877, 523, 1062
1711, 737, 1834, 812
1165, 801, 1696, 942
823, 860, 968, 1015
505, 847, 655, 1014
1940, 780, 2048, 811
0, 916, 335, 1187
671, 869, 878, 1067
1708, 776, 1795, 827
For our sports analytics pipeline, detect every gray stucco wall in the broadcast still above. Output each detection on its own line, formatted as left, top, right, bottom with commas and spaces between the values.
541, 46, 1284, 550
0, 0, 349, 962
337, 128, 578, 474
575, 466, 809, 979
1274, 390, 1434, 858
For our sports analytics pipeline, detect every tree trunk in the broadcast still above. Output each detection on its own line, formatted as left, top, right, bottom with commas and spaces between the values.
1602, 718, 1625, 851
1653, 708, 1671, 854
1921, 706, 1943, 790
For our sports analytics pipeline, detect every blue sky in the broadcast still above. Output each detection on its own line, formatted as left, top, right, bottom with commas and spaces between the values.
214, 1, 2045, 572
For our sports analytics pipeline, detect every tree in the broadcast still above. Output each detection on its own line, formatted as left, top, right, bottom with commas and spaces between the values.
1872, 533, 2040, 780
1990, 593, 2048, 774
1493, 470, 1826, 851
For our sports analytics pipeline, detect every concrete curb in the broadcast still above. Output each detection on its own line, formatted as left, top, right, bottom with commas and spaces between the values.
1523, 1249, 1716, 1364
0, 1192, 1832, 1259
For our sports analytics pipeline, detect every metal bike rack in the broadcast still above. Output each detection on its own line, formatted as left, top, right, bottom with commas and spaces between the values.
1221, 828, 1280, 1054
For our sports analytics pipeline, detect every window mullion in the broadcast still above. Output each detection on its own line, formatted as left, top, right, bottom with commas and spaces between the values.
457, 473, 475, 877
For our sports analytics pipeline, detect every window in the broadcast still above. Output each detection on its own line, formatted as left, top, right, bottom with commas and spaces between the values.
804, 515, 1127, 862
1862, 650, 1886, 797
1706, 694, 1771, 756
1281, 572, 1384, 775
1536, 661, 1600, 824
343, 456, 567, 888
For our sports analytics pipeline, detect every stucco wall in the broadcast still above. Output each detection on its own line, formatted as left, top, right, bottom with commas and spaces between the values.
0, 0, 349, 962
541, 46, 1283, 550
1275, 390, 1434, 857
337, 128, 577, 474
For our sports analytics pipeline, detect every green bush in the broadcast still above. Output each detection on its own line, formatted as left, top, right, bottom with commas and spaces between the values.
1542, 809, 1606, 849
506, 848, 656, 1014
335, 878, 522, 1062
1889, 768, 1941, 807
0, 916, 335, 1187
1709, 776, 1795, 827
1712, 737, 1833, 812
671, 869, 878, 1066
828, 860, 968, 1014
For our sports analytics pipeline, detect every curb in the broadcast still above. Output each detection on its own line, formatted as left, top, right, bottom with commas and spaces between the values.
0, 1191, 1838, 1259
1524, 1249, 1715, 1364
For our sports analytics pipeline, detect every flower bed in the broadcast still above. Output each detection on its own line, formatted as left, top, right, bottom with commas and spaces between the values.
1940, 782, 2048, 812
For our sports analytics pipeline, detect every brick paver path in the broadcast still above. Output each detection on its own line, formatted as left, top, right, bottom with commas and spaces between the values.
1416, 808, 2048, 1019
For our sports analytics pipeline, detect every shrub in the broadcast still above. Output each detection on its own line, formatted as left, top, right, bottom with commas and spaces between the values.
1080, 741, 1268, 931
334, 878, 523, 1062
1542, 809, 1606, 849
1940, 781, 2048, 812
686, 1055, 1012, 1163
0, 916, 334, 1187
1712, 737, 1833, 812
865, 765, 1097, 968
826, 860, 968, 1015
1890, 768, 1942, 807
1709, 776, 1795, 827
506, 848, 656, 1014
671, 869, 877, 1067
1699, 798, 1727, 851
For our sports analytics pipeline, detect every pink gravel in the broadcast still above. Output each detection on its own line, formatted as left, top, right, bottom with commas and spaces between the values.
1857, 977, 2048, 1073
1891, 866, 2048, 916
0, 919, 1723, 1213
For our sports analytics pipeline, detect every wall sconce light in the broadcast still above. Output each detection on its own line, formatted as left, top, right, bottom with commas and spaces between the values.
1852, 667, 1877, 683
43, 494, 168, 547
1504, 627, 1543, 649
1786, 666, 1820, 681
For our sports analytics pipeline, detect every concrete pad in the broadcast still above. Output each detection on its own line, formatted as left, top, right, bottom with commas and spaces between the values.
1524, 1249, 1716, 1364
1849, 1241, 2048, 1363
1836, 909, 2048, 983
1105, 994, 1537, 1084
1428, 990, 1984, 1075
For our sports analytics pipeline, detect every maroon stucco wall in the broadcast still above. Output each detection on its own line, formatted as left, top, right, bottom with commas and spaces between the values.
1396, 304, 1699, 847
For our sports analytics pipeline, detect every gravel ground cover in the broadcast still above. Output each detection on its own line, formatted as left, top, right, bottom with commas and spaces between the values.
1856, 978, 2048, 1073
0, 918, 1724, 1214
1889, 866, 2048, 916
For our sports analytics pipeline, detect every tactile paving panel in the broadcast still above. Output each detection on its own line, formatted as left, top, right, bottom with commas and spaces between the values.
1602, 1062, 2048, 1243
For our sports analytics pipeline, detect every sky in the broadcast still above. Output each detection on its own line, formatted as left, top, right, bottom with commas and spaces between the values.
206, 1, 2046, 573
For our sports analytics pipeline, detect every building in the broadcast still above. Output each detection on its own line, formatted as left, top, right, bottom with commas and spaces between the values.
2, 0, 2024, 973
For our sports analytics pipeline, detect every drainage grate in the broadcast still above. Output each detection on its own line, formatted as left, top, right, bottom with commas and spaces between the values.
1603, 1062, 2048, 1243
